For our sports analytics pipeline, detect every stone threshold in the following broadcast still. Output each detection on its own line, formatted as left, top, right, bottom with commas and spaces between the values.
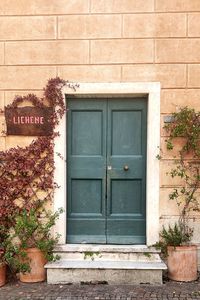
54, 244, 161, 253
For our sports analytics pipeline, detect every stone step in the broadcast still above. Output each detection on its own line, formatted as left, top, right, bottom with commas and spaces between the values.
46, 259, 167, 285
54, 244, 161, 253
46, 259, 166, 270
53, 244, 162, 262
46, 244, 167, 285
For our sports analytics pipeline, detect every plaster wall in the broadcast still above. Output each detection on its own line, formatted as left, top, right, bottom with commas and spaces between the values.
1, 0, 200, 248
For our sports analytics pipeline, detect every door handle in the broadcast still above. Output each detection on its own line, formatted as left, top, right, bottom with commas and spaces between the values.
124, 165, 129, 171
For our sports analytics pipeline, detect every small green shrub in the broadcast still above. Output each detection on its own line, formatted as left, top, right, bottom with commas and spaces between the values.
161, 223, 193, 247
8, 202, 63, 273
155, 222, 193, 258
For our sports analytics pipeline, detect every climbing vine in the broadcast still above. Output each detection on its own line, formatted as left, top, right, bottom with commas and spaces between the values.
0, 77, 77, 232
163, 107, 200, 243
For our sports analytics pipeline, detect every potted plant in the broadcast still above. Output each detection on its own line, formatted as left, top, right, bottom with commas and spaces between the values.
10, 201, 63, 283
0, 210, 18, 287
0, 78, 70, 284
159, 107, 200, 281
159, 223, 197, 281
0, 227, 8, 287
0, 225, 18, 287
0, 253, 6, 287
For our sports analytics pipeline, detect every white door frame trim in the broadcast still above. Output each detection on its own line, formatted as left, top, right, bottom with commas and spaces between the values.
54, 82, 160, 246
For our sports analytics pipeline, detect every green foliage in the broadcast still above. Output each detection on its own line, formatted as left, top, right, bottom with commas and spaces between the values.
164, 107, 200, 157
156, 154, 162, 160
0, 225, 10, 264
161, 106, 200, 249
7, 203, 63, 273
166, 140, 174, 150
84, 251, 101, 261
4, 243, 31, 273
143, 252, 151, 258
160, 223, 192, 247
155, 223, 193, 258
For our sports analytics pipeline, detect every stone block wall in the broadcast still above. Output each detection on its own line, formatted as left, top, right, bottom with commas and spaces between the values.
0, 0, 200, 243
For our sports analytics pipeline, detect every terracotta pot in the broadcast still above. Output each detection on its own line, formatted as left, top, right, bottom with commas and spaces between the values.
0, 263, 6, 287
167, 245, 197, 282
19, 248, 47, 283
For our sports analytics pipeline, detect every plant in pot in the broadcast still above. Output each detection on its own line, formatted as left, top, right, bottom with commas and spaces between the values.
159, 222, 196, 282
0, 204, 19, 287
0, 227, 24, 285
0, 226, 8, 287
0, 77, 69, 284
159, 106, 200, 281
0, 255, 6, 288
10, 201, 63, 283
0, 225, 19, 286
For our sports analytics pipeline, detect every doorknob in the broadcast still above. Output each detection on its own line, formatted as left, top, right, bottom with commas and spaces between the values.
124, 165, 129, 171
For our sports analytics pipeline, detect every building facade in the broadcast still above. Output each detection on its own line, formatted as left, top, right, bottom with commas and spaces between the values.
1, 0, 200, 271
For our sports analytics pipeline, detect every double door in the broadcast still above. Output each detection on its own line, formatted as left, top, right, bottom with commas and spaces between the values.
67, 98, 147, 244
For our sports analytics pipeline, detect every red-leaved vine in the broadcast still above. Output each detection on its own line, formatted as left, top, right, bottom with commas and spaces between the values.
0, 77, 78, 234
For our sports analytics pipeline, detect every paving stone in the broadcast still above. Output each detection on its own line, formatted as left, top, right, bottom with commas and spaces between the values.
2, 278, 200, 300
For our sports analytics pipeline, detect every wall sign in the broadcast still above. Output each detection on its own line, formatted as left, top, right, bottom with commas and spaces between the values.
5, 106, 53, 136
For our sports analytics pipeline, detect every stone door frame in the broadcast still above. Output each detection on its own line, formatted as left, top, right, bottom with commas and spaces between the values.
54, 82, 160, 246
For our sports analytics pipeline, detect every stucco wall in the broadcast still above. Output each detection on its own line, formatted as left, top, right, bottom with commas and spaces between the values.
1, 0, 200, 244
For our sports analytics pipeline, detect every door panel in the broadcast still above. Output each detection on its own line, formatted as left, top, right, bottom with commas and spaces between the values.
67, 99, 107, 243
110, 179, 142, 215
67, 98, 147, 244
112, 111, 142, 155
106, 99, 147, 244
71, 179, 102, 215
71, 111, 103, 156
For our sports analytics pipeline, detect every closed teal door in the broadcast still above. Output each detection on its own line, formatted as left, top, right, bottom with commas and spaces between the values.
67, 98, 147, 244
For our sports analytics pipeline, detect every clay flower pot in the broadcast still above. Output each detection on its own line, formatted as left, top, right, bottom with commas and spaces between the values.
0, 263, 6, 287
20, 248, 47, 283
167, 245, 198, 282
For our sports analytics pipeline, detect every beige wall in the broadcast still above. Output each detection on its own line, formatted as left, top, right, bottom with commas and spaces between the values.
1, 0, 200, 242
